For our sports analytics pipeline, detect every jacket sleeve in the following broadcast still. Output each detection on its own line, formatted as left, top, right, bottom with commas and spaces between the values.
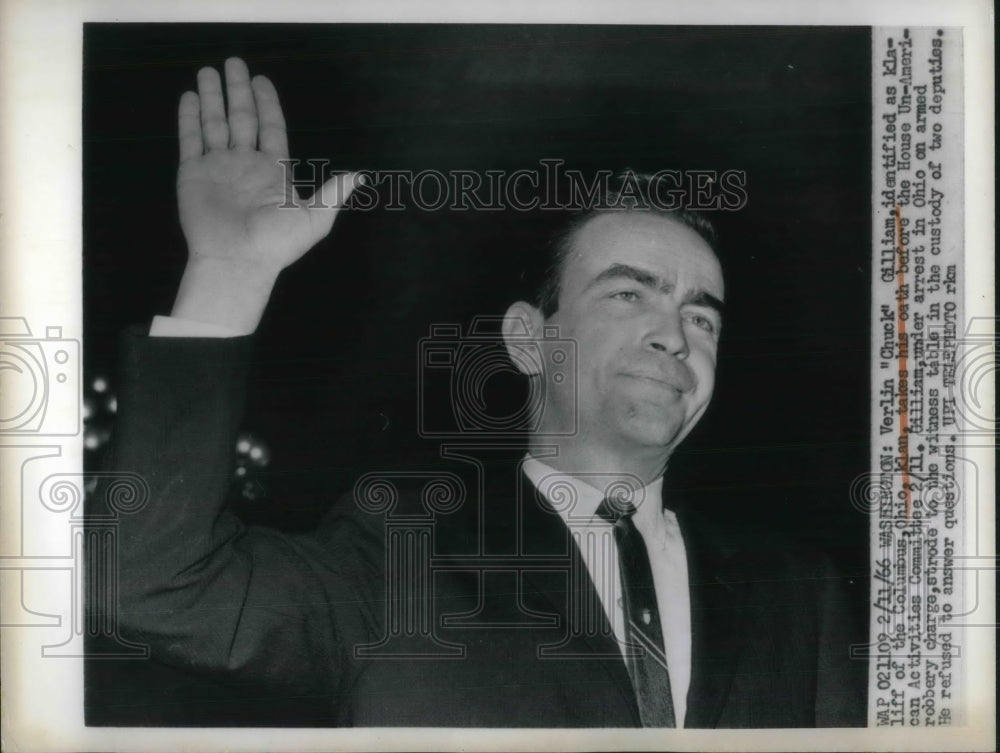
96, 328, 382, 700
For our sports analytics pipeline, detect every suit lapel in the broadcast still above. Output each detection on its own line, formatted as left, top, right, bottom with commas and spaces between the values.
514, 469, 640, 722
490, 463, 750, 729
676, 504, 746, 728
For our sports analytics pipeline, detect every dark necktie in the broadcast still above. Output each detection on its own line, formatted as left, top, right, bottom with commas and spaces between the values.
597, 497, 676, 727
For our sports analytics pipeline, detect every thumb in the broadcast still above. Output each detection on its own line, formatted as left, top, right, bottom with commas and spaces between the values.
305, 170, 366, 236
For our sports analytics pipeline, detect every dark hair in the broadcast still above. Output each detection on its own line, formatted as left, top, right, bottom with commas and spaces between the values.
529, 172, 721, 318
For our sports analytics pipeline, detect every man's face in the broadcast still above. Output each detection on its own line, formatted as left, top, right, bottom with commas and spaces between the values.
537, 211, 724, 459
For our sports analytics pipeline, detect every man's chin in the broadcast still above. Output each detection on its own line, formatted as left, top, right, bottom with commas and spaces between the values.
616, 412, 687, 452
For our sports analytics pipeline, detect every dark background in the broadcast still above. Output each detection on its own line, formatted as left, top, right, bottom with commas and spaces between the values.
84, 23, 871, 725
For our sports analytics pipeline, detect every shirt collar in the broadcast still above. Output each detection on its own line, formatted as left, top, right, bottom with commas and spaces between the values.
521, 454, 667, 531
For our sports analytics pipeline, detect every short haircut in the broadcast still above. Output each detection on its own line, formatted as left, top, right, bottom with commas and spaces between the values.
529, 172, 721, 318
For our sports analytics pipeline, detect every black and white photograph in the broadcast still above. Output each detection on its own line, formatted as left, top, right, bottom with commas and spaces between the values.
82, 21, 872, 728
0, 2, 993, 751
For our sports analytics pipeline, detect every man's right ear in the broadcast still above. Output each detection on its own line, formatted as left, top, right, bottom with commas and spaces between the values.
502, 301, 545, 376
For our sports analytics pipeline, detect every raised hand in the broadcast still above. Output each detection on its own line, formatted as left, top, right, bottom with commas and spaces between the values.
171, 57, 361, 333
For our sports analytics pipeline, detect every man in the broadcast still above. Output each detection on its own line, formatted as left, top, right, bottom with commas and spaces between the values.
101, 57, 865, 727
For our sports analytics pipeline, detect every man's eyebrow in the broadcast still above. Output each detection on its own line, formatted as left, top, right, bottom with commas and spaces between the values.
585, 263, 663, 292
683, 290, 725, 316
586, 263, 725, 315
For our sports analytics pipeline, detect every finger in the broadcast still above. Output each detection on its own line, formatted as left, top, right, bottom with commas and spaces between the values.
251, 74, 289, 159
178, 91, 203, 163
197, 66, 229, 151
306, 172, 366, 237
224, 57, 257, 150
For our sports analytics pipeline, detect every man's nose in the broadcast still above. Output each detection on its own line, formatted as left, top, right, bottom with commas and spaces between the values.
645, 310, 689, 360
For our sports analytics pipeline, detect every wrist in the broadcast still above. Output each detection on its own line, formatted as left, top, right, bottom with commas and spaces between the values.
171, 256, 280, 335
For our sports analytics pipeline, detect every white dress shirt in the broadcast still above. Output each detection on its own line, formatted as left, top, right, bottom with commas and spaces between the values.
150, 314, 242, 337
522, 456, 691, 727
150, 315, 692, 725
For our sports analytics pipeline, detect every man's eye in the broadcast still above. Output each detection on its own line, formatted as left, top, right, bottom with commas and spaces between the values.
685, 313, 717, 333
611, 290, 641, 302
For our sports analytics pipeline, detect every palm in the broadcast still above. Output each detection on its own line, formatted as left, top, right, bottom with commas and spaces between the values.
176, 59, 354, 275
178, 149, 322, 270
168, 58, 358, 333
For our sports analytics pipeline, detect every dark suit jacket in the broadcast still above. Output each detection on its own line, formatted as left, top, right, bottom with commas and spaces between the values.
95, 330, 866, 727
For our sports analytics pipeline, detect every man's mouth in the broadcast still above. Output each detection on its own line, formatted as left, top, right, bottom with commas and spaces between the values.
621, 371, 692, 393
